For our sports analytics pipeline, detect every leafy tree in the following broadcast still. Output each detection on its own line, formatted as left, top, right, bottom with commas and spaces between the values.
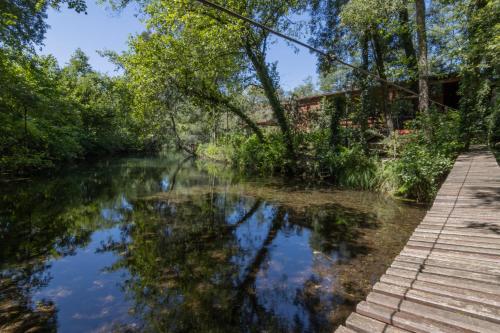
0, 45, 140, 175
457, 0, 499, 148
0, 51, 83, 173
61, 49, 139, 154
116, 0, 309, 172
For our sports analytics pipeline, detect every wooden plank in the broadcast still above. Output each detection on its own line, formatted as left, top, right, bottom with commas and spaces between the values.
394, 255, 500, 275
366, 292, 500, 332
404, 245, 500, 261
411, 232, 500, 245
415, 225, 500, 234
356, 301, 468, 333
405, 240, 500, 255
385, 268, 500, 295
409, 236, 500, 249
379, 274, 500, 307
418, 224, 500, 231
413, 228, 500, 239
334, 326, 357, 333
391, 260, 500, 284
420, 219, 500, 226
399, 248, 500, 267
345, 312, 410, 333
373, 282, 500, 323
336, 150, 500, 332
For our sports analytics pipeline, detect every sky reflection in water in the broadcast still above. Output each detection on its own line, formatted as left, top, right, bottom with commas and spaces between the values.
0, 155, 425, 332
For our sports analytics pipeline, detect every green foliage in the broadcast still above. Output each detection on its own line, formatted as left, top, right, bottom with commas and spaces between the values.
489, 103, 500, 145
380, 110, 462, 201
199, 129, 379, 190
232, 133, 287, 174
0, 48, 140, 175
62, 50, 139, 154
329, 146, 379, 190
380, 143, 453, 202
197, 142, 234, 163
458, 0, 499, 148
291, 126, 379, 190
198, 133, 288, 175
0, 50, 82, 173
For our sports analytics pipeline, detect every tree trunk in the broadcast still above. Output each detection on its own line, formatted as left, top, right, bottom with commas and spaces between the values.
398, 7, 419, 115
358, 32, 370, 150
329, 95, 345, 149
398, 8, 418, 76
244, 42, 297, 172
415, 0, 429, 114
169, 113, 196, 155
23, 105, 28, 149
371, 32, 394, 133
175, 80, 265, 142
223, 99, 265, 142
193, 89, 265, 143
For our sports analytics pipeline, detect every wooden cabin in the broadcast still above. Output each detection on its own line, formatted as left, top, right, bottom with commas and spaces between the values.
292, 75, 460, 132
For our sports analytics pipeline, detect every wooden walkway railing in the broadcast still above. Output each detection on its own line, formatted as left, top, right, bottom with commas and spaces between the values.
335, 148, 500, 333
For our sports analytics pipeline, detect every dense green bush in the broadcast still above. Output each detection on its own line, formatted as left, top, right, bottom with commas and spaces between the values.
488, 105, 500, 146
199, 130, 379, 190
197, 133, 287, 174
294, 130, 378, 189
196, 142, 234, 163
231, 133, 287, 174
379, 110, 462, 202
380, 142, 453, 202
330, 146, 379, 190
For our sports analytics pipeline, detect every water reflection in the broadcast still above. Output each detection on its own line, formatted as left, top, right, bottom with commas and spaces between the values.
0, 155, 425, 332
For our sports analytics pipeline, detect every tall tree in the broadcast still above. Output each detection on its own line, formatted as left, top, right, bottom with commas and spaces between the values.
121, 25, 265, 143
415, 0, 430, 114
310, 0, 375, 143
397, 6, 417, 77
458, 0, 499, 148
339, 0, 407, 133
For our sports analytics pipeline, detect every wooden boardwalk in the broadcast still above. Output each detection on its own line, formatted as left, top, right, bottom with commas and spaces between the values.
335, 148, 500, 333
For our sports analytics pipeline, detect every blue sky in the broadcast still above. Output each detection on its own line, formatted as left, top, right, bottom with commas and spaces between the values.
41, 1, 318, 91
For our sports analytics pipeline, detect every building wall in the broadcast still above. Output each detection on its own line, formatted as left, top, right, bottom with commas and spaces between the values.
293, 77, 460, 132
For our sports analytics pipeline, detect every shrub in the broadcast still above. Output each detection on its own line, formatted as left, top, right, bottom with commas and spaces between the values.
328, 145, 379, 190
232, 133, 287, 174
488, 105, 500, 146
379, 110, 461, 202
380, 141, 453, 202
197, 142, 234, 163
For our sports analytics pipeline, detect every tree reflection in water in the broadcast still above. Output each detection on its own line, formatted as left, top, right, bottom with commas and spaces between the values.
97, 188, 378, 332
0, 155, 425, 332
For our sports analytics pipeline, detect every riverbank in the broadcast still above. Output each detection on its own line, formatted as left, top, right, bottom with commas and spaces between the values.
197, 126, 460, 203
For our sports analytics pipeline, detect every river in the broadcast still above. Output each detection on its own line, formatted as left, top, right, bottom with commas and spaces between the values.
0, 155, 426, 332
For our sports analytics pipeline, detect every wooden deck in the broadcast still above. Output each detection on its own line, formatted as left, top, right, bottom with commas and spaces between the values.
335, 148, 500, 333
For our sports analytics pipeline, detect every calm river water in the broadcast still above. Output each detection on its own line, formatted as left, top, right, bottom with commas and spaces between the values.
0, 155, 426, 332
